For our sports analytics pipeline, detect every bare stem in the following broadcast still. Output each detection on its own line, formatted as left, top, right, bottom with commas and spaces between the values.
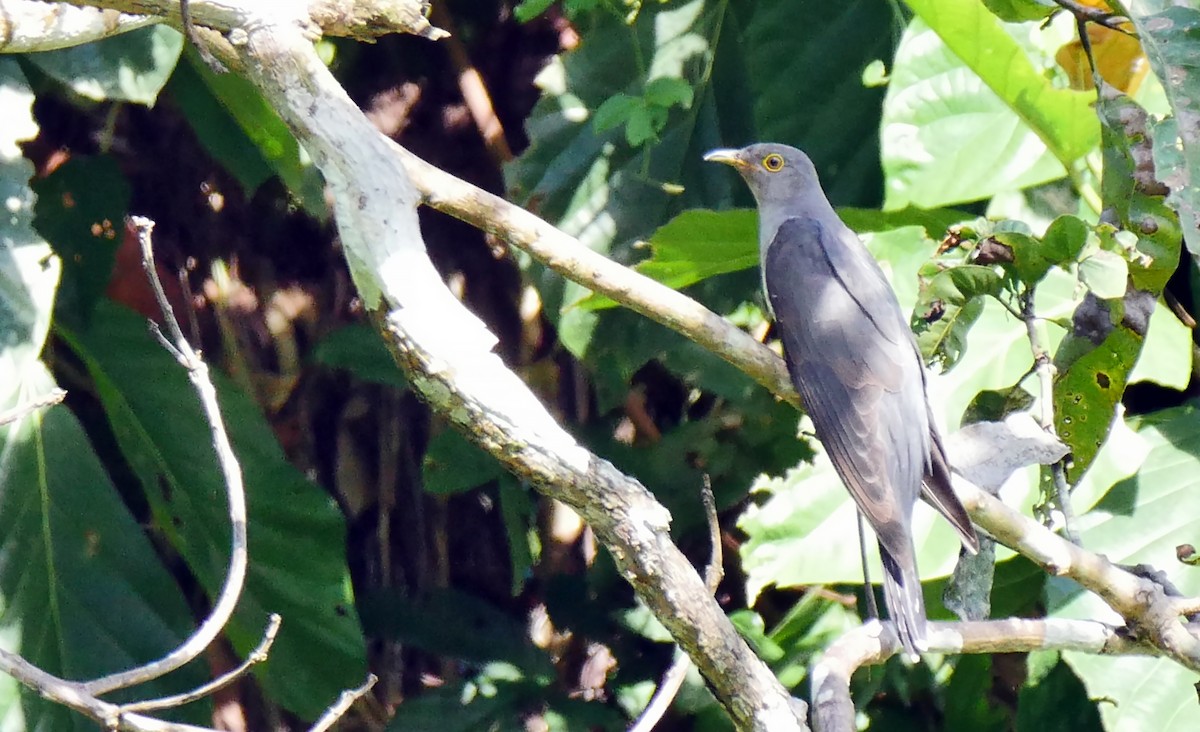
83, 216, 250, 696
1019, 288, 1080, 544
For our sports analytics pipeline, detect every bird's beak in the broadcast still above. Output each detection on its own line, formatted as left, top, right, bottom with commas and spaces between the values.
703, 148, 749, 169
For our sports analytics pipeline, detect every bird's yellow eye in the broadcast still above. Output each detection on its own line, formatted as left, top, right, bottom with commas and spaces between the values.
762, 153, 785, 172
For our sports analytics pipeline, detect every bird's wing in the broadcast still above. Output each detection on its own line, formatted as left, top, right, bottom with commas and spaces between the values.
764, 217, 927, 555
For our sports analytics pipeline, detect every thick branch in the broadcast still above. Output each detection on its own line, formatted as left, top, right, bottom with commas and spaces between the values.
0, 2, 157, 52
0, 0, 444, 54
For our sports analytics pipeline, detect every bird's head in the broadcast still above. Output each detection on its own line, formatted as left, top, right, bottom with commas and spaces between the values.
703, 143, 819, 207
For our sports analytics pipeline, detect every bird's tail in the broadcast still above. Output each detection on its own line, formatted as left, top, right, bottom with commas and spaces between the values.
879, 544, 927, 658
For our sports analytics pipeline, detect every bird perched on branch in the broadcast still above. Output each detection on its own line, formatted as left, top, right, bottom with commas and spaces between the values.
704, 143, 979, 656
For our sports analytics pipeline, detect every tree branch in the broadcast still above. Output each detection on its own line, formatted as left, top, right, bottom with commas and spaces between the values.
219, 6, 806, 730
811, 618, 1141, 732
0, 0, 446, 54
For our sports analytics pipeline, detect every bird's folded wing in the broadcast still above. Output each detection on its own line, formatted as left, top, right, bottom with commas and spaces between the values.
764, 217, 926, 552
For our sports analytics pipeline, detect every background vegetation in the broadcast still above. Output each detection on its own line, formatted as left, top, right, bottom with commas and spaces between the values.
2, 0, 1198, 729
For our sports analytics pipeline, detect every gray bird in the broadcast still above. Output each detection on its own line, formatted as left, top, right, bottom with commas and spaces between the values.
705, 143, 979, 655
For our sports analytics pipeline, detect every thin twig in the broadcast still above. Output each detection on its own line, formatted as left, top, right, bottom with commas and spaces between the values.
83, 216, 250, 696
180, 0, 227, 72
627, 477, 723, 732
119, 615, 282, 714
0, 389, 66, 427
1019, 288, 1080, 544
308, 674, 378, 732
1050, 0, 1134, 34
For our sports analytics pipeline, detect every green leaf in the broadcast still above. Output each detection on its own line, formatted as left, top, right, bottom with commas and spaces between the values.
1077, 249, 1128, 299
498, 475, 535, 596
1129, 4, 1200, 256
1040, 214, 1090, 264
1129, 304, 1192, 390
31, 156, 128, 325
58, 302, 366, 720
982, 0, 1056, 23
574, 209, 756, 311
913, 265, 1000, 368
742, 1, 895, 204
624, 102, 661, 146
0, 59, 54, 364
903, 0, 1098, 163
0, 367, 208, 728
1093, 82, 1181, 295
1052, 290, 1152, 480
312, 322, 407, 388
882, 10, 1096, 208
26, 25, 182, 105
514, 0, 556, 23
169, 50, 328, 219
944, 656, 1008, 732
422, 428, 505, 495
762, 593, 858, 689
1050, 407, 1200, 732
592, 93, 641, 134
644, 76, 694, 109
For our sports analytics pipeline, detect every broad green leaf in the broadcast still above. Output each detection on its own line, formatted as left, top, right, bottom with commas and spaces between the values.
59, 302, 366, 720
0, 58, 53, 367
1095, 86, 1181, 296
903, 0, 1098, 163
1, 82, 202, 723
0, 367, 207, 728
31, 156, 128, 325
26, 25, 182, 105
982, 0, 1056, 23
169, 50, 328, 219
882, 13, 1092, 209
1129, 3, 1200, 256
592, 93, 641, 134
1047, 87, 1182, 479
1053, 313, 1141, 480
422, 428, 505, 495
1128, 304, 1191, 390
312, 322, 407, 388
514, 0, 556, 23
1050, 407, 1200, 732
741, 1, 895, 204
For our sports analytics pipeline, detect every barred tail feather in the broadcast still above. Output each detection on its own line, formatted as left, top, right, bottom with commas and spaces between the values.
879, 546, 927, 658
